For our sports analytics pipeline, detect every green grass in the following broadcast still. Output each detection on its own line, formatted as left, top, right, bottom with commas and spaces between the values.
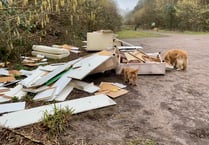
117, 30, 162, 39
160, 29, 209, 35
41, 105, 73, 136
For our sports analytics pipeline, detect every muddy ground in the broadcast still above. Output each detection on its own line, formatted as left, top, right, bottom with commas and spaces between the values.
65, 32, 209, 145
1, 32, 209, 145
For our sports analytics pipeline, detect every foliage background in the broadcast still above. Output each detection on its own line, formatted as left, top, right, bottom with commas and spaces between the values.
125, 0, 209, 31
0, 0, 122, 63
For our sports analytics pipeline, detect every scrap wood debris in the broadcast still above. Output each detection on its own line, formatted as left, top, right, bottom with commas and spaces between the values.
0, 32, 167, 129
118, 48, 162, 64
0, 49, 121, 129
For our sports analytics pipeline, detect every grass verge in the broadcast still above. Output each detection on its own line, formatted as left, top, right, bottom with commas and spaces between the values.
117, 30, 162, 39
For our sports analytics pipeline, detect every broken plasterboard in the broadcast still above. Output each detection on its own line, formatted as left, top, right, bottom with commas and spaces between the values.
0, 94, 116, 129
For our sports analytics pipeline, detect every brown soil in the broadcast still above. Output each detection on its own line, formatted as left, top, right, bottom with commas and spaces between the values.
1, 32, 209, 145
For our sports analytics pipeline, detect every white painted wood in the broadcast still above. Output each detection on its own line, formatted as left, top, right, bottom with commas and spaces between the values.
32, 58, 81, 87
71, 80, 99, 93
67, 54, 111, 80
118, 46, 143, 50
0, 68, 9, 76
0, 94, 116, 128
54, 84, 74, 101
39, 65, 61, 72
22, 86, 50, 93
52, 71, 72, 96
0, 96, 10, 103
0, 102, 26, 114
4, 84, 25, 99
20, 68, 46, 88
33, 87, 56, 101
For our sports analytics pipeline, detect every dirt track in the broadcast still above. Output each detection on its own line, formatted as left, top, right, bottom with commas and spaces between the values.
63, 32, 209, 145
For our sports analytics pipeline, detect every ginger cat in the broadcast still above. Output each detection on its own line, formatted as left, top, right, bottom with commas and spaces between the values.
123, 67, 139, 86
164, 49, 188, 71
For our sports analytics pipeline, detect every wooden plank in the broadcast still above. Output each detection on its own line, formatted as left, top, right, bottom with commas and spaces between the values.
67, 52, 111, 80
0, 102, 26, 114
0, 94, 116, 129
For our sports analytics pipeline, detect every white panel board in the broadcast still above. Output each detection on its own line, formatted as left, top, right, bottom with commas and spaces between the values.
54, 84, 74, 101
71, 80, 99, 93
33, 87, 56, 101
0, 94, 116, 128
0, 96, 10, 103
4, 84, 26, 99
21, 68, 46, 88
32, 58, 81, 87
67, 54, 110, 80
0, 102, 26, 114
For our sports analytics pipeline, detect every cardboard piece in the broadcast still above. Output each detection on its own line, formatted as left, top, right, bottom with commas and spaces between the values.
86, 30, 113, 51
0, 76, 16, 83
96, 82, 128, 98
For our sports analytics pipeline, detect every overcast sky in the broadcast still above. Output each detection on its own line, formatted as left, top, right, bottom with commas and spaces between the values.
113, 0, 139, 11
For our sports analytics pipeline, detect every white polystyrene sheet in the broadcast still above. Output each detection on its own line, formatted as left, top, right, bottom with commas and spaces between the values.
67, 54, 111, 80
0, 94, 116, 128
0, 102, 26, 114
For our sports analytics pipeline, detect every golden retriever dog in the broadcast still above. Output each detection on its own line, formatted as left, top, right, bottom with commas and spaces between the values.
123, 67, 139, 85
164, 49, 188, 71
